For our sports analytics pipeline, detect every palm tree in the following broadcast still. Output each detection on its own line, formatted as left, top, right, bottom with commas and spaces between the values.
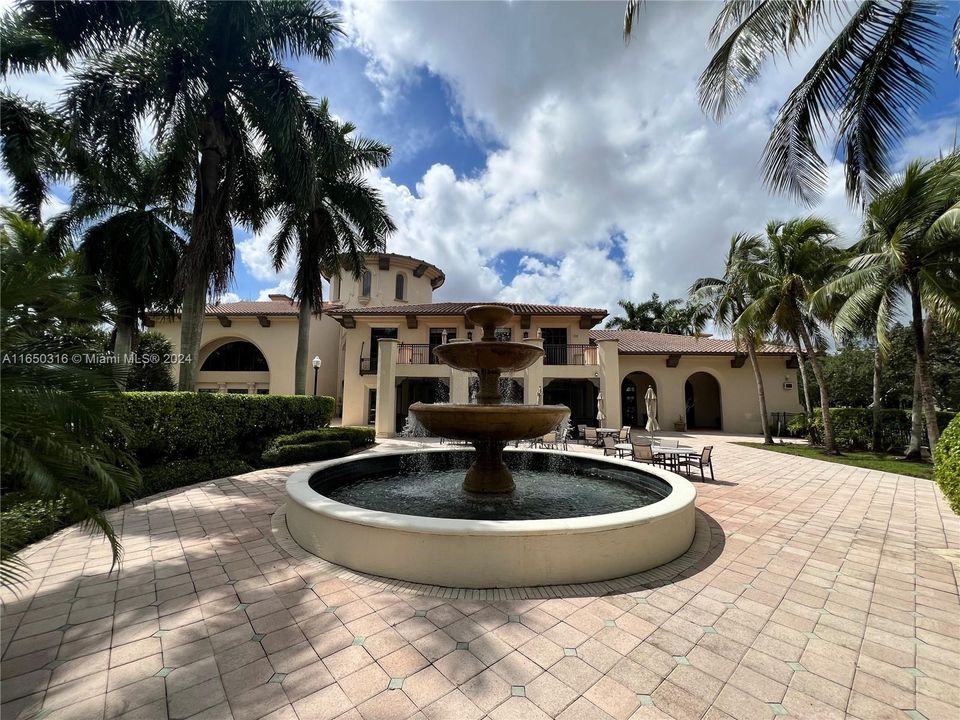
738, 217, 843, 453
691, 233, 774, 444
607, 293, 682, 331
32, 1, 344, 390
623, 0, 955, 205
818, 155, 960, 456
268, 102, 396, 394
0, 209, 139, 587
50, 154, 186, 373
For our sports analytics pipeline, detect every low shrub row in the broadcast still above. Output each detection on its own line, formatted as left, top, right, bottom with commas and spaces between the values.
261, 441, 352, 466
109, 392, 336, 465
140, 456, 256, 495
807, 408, 956, 451
268, 426, 375, 450
934, 415, 960, 515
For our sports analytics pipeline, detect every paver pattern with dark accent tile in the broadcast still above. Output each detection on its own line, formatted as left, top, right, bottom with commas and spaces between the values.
2, 434, 957, 719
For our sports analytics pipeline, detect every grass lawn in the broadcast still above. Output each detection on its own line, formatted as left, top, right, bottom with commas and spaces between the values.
735, 442, 934, 480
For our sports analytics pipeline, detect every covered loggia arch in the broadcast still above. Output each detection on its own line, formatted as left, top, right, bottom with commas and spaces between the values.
197, 337, 271, 392
621, 371, 658, 428
684, 370, 722, 430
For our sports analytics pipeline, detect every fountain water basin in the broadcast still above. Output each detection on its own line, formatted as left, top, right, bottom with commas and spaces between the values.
283, 304, 697, 589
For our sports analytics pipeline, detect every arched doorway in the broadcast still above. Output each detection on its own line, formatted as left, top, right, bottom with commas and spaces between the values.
685, 372, 722, 430
622, 372, 656, 428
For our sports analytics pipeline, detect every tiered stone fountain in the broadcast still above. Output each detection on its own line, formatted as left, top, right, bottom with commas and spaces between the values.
284, 304, 697, 588
409, 305, 568, 493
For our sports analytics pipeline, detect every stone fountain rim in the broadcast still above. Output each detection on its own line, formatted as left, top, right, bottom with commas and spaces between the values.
285, 446, 696, 537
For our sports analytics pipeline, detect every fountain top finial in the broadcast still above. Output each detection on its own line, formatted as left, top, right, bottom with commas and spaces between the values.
465, 305, 513, 341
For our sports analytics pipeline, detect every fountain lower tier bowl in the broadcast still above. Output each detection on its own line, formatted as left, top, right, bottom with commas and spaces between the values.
285, 448, 697, 588
409, 403, 569, 442
433, 341, 544, 373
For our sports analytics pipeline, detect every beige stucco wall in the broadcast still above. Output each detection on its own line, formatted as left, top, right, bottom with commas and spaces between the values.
618, 355, 801, 435
152, 312, 341, 397
330, 254, 442, 308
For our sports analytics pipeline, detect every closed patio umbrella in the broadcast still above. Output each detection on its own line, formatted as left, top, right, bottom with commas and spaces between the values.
596, 391, 605, 424
644, 387, 659, 439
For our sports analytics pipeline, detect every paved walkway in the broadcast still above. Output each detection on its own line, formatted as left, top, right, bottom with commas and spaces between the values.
2, 434, 957, 720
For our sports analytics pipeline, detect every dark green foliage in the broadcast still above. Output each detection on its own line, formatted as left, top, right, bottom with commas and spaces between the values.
140, 457, 254, 495
606, 293, 706, 334
126, 332, 175, 391
934, 415, 960, 514
261, 440, 351, 466
811, 408, 955, 452
109, 392, 335, 465
269, 426, 375, 450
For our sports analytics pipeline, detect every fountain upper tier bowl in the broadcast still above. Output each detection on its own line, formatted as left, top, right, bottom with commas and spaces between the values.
409, 403, 568, 442
433, 341, 544, 373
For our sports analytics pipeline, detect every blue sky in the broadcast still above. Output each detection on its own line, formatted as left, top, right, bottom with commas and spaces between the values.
3, 1, 959, 316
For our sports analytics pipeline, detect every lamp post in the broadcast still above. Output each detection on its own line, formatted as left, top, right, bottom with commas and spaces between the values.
312, 356, 321, 395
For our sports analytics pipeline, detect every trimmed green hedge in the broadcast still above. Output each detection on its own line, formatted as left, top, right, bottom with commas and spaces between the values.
269, 426, 375, 450
261, 440, 351, 466
141, 457, 255, 495
811, 408, 955, 451
934, 415, 960, 514
110, 392, 335, 464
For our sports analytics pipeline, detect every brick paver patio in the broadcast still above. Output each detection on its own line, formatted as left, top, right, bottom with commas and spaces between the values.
2, 434, 957, 720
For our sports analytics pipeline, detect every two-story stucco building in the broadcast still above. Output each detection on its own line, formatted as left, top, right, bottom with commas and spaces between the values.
150, 252, 802, 437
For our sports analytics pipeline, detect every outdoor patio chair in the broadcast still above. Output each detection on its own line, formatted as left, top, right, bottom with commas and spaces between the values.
577, 424, 587, 443
659, 438, 679, 448
678, 446, 714, 481
631, 442, 660, 466
602, 436, 622, 457
618, 426, 631, 442
539, 432, 558, 449
584, 427, 600, 447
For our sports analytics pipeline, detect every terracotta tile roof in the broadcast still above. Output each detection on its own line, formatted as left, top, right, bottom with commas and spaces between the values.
589, 329, 794, 356
150, 300, 343, 317
326, 302, 608, 317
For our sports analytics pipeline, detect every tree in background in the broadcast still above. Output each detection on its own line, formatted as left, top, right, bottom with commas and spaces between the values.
50, 153, 186, 373
15, 0, 345, 390
738, 217, 843, 453
820, 155, 960, 456
624, 0, 956, 205
268, 101, 396, 394
0, 210, 138, 587
691, 233, 774, 444
126, 332, 176, 392
606, 293, 705, 334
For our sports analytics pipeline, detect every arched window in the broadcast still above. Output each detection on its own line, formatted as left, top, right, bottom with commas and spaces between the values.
361, 271, 372, 297
200, 342, 269, 372
395, 273, 405, 300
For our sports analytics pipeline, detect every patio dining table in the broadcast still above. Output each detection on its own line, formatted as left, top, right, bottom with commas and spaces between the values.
597, 428, 621, 438
652, 445, 697, 471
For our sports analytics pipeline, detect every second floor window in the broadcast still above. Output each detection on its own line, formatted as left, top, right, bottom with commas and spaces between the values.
395, 273, 405, 300
361, 271, 372, 297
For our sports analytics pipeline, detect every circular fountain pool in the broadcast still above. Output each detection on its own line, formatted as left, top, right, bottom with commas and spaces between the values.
285, 447, 697, 588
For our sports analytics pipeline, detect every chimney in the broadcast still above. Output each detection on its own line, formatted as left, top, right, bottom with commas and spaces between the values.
268, 294, 294, 303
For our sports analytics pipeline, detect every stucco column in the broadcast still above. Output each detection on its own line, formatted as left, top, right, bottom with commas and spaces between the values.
374, 338, 399, 438
596, 338, 621, 427
523, 338, 544, 404
446, 339, 470, 404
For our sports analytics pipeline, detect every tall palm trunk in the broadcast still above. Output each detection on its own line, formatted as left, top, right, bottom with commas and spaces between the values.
910, 287, 940, 455
871, 348, 882, 453
791, 332, 814, 444
295, 299, 311, 395
177, 276, 206, 390
113, 311, 136, 391
905, 365, 923, 459
178, 110, 229, 391
745, 339, 772, 444
796, 322, 835, 453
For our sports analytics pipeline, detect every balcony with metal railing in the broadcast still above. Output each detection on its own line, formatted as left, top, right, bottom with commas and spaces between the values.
397, 344, 439, 365
544, 343, 598, 366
